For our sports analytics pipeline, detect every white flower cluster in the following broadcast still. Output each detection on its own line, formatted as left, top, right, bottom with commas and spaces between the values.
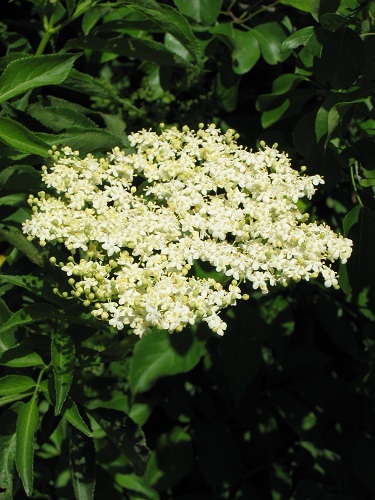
23, 124, 352, 336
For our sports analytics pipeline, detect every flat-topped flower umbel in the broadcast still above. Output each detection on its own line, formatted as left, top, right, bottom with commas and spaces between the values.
23, 124, 353, 336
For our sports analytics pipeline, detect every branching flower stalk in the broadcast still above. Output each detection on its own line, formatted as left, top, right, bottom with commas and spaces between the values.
23, 124, 353, 337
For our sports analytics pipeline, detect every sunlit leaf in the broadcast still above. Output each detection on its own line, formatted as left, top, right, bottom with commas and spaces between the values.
253, 22, 289, 65
173, 0, 222, 25
0, 54, 80, 103
0, 375, 36, 396
15, 398, 39, 496
129, 329, 207, 395
51, 329, 76, 415
281, 27, 315, 52
0, 117, 49, 156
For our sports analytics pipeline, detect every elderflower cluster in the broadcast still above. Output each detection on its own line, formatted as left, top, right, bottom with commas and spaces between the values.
23, 124, 352, 336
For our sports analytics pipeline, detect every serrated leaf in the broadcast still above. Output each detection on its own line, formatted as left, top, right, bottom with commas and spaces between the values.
27, 105, 98, 132
0, 165, 40, 190
15, 398, 39, 496
0, 303, 60, 336
0, 375, 36, 396
51, 329, 76, 415
40, 380, 92, 437
0, 54, 81, 103
0, 342, 45, 368
0, 274, 67, 308
129, 329, 206, 395
91, 408, 149, 475
36, 128, 127, 153
0, 405, 19, 497
69, 425, 96, 500
0, 297, 12, 323
0, 117, 49, 156
62, 69, 123, 102
63, 399, 92, 437
67, 34, 193, 68
123, 0, 202, 65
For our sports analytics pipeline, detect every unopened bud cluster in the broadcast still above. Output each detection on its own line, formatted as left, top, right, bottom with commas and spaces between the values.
23, 124, 352, 336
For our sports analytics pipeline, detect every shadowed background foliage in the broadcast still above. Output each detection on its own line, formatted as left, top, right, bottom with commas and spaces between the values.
0, 0, 374, 498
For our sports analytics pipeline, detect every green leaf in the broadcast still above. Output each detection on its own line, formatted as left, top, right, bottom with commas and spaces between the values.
0, 303, 60, 336
0, 54, 81, 103
129, 329, 207, 395
0, 297, 12, 323
219, 306, 263, 407
310, 0, 340, 21
253, 22, 289, 65
281, 26, 315, 52
63, 399, 92, 437
91, 408, 149, 475
260, 99, 291, 128
123, 0, 202, 65
343, 204, 362, 237
0, 342, 45, 368
279, 0, 311, 11
315, 85, 374, 146
0, 405, 19, 498
82, 6, 102, 35
40, 380, 92, 437
0, 164, 40, 191
36, 128, 126, 154
173, 0, 222, 25
67, 34, 193, 68
0, 274, 67, 308
210, 24, 260, 74
0, 375, 36, 396
16, 398, 39, 496
115, 473, 158, 498
0, 228, 44, 266
27, 105, 98, 132
69, 424, 96, 500
0, 117, 49, 156
314, 28, 365, 88
256, 74, 304, 110
62, 69, 123, 102
320, 13, 349, 31
51, 329, 76, 415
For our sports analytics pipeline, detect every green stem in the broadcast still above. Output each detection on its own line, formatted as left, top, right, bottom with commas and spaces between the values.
35, 30, 53, 56
350, 161, 364, 208
35, 1, 94, 55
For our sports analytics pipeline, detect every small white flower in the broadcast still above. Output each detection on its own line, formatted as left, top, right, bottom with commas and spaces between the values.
23, 125, 353, 335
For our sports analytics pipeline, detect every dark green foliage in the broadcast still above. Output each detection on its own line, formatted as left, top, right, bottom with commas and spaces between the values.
0, 0, 374, 498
